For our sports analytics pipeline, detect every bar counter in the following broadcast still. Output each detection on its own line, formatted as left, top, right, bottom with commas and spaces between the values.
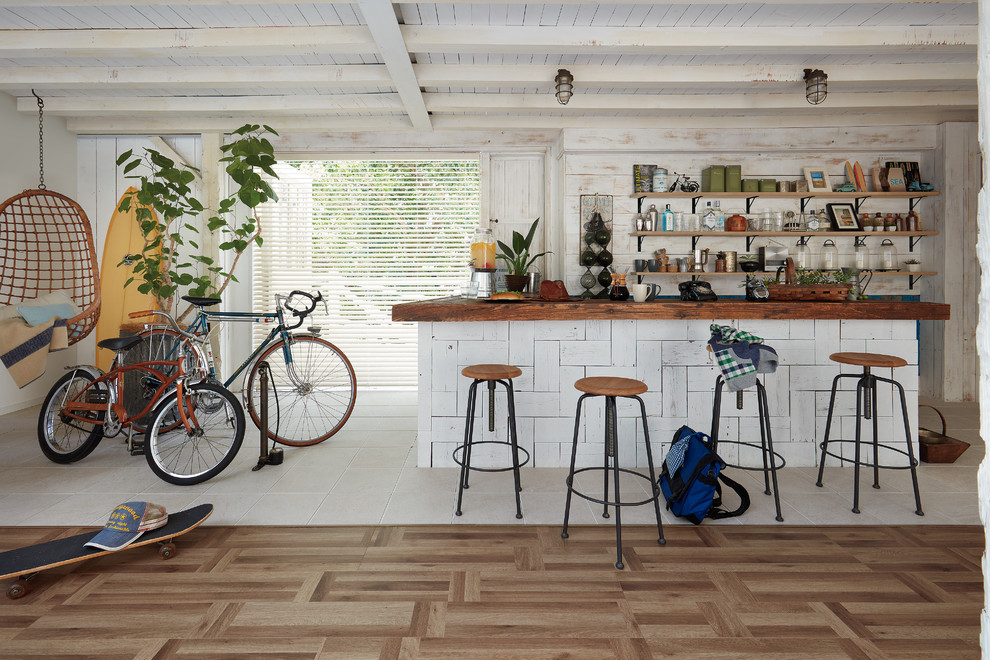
392, 297, 950, 322
394, 296, 947, 470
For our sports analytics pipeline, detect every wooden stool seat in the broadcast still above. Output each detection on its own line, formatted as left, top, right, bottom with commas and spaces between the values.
461, 364, 522, 381
829, 352, 907, 369
575, 376, 648, 397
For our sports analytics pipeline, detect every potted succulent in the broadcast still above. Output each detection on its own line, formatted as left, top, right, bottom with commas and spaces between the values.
496, 217, 551, 292
905, 259, 922, 272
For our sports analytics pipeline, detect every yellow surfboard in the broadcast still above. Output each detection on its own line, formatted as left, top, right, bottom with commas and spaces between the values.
95, 188, 159, 371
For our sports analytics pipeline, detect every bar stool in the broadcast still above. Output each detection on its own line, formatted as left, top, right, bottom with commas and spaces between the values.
710, 375, 785, 522
815, 352, 923, 516
454, 364, 530, 519
561, 376, 665, 569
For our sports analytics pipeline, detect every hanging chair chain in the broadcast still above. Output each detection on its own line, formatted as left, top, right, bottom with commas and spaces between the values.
32, 89, 45, 190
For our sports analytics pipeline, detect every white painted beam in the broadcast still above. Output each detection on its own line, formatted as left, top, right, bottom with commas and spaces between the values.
65, 115, 416, 135
17, 94, 403, 115
357, 0, 431, 131
402, 25, 977, 55
0, 26, 378, 58
414, 63, 977, 88
0, 65, 392, 90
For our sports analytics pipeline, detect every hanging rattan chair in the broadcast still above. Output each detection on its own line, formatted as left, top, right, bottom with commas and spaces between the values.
0, 188, 101, 344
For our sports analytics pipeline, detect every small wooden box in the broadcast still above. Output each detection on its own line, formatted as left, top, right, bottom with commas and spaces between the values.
919, 430, 970, 463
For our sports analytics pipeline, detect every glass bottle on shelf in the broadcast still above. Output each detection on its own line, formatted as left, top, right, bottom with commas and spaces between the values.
806, 210, 821, 232
907, 210, 921, 231
894, 213, 905, 231
662, 204, 674, 231
634, 213, 644, 231
714, 201, 724, 231
821, 239, 839, 270
702, 202, 717, 231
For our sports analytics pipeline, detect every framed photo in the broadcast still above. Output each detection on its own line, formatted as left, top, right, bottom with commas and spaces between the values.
826, 203, 860, 230
804, 167, 832, 192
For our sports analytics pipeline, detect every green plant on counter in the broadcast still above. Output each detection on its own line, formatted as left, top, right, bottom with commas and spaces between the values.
759, 268, 853, 287
496, 217, 551, 276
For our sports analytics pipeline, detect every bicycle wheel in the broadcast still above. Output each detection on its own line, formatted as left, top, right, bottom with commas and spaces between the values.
245, 335, 357, 447
144, 381, 244, 485
37, 370, 105, 463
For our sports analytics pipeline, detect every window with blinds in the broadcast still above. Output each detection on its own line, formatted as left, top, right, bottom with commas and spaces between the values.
253, 159, 481, 387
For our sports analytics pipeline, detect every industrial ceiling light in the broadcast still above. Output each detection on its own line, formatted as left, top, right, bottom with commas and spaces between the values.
804, 68, 828, 105
555, 69, 573, 105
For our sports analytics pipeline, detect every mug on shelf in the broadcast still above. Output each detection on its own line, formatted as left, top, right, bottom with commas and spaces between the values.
631, 283, 660, 302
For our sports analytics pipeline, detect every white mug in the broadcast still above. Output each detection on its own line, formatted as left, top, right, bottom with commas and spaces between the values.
632, 283, 659, 302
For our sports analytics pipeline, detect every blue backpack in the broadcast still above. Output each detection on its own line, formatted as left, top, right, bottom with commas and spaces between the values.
659, 426, 750, 524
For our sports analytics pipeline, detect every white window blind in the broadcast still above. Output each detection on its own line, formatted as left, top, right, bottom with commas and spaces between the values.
254, 159, 481, 387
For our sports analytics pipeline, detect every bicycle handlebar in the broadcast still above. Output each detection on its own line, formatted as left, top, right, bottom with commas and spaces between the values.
277, 290, 325, 331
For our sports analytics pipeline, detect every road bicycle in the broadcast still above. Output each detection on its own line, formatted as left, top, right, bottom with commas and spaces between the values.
38, 309, 245, 485
135, 290, 357, 448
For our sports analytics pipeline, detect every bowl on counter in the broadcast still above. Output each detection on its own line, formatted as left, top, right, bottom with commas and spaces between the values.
740, 260, 761, 273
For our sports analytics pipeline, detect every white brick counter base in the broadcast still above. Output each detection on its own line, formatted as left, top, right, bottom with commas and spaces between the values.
418, 319, 918, 470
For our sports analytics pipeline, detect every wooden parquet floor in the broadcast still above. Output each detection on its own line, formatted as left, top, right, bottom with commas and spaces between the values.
0, 524, 982, 659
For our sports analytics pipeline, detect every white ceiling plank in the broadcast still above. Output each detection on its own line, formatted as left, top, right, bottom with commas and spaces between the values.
401, 24, 977, 55
412, 62, 976, 87
424, 90, 977, 112
0, 65, 392, 89
17, 93, 404, 115
357, 0, 432, 131
65, 115, 416, 134
0, 26, 378, 58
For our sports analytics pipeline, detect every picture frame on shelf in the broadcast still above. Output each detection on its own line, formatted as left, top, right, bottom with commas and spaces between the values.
826, 203, 861, 230
804, 167, 832, 192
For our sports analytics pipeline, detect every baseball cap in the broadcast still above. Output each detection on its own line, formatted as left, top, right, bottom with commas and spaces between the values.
85, 501, 168, 551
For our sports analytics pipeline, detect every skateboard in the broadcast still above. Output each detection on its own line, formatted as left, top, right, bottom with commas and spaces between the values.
0, 503, 213, 599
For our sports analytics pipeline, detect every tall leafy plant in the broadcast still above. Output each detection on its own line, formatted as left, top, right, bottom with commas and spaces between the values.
116, 123, 279, 319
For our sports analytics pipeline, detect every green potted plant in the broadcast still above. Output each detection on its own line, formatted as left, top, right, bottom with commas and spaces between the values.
496, 217, 551, 292
905, 258, 922, 272
116, 124, 279, 320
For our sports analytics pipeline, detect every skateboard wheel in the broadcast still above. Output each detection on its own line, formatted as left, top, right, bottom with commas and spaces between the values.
159, 543, 177, 560
7, 582, 27, 599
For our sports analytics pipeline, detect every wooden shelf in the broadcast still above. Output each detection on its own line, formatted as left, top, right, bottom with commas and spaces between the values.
629, 191, 940, 201
630, 230, 938, 238
633, 270, 937, 277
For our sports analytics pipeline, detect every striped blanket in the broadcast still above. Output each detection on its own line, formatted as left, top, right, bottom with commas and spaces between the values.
0, 316, 69, 388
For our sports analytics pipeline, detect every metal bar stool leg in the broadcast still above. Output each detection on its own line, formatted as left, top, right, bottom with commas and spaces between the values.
504, 379, 523, 519
606, 395, 625, 569
710, 376, 725, 449
602, 397, 612, 520
757, 380, 784, 522
869, 371, 881, 489
561, 394, 590, 539
816, 372, 847, 487
882, 374, 924, 516
455, 379, 481, 516
851, 376, 867, 514
635, 395, 666, 546
755, 385, 772, 495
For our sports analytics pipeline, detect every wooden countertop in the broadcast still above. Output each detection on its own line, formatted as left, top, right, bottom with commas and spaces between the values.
392, 297, 950, 322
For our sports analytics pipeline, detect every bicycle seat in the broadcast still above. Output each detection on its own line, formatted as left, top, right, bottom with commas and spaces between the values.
182, 296, 221, 307
97, 335, 144, 352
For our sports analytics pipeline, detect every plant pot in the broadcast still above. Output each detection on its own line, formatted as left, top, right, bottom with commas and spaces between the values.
906, 263, 921, 272
504, 274, 529, 292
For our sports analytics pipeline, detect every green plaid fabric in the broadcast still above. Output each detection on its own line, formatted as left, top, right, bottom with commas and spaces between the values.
709, 324, 766, 389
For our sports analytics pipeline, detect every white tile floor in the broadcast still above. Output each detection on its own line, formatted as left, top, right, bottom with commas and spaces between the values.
0, 390, 981, 528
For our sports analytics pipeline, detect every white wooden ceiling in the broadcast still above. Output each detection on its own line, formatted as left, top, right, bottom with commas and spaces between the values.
0, 1, 978, 134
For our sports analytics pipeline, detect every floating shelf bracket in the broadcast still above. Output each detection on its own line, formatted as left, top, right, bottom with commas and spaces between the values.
744, 196, 759, 214
909, 274, 923, 289
799, 196, 814, 213
909, 234, 924, 252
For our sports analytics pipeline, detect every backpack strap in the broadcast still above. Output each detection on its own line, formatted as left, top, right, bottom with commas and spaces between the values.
708, 472, 751, 519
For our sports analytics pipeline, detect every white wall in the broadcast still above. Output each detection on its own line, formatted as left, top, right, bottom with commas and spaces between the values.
0, 93, 84, 414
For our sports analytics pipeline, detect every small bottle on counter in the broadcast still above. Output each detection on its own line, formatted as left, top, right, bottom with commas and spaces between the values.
907, 210, 920, 231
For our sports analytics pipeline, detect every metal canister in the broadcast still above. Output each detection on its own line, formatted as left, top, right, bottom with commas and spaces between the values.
723, 251, 737, 272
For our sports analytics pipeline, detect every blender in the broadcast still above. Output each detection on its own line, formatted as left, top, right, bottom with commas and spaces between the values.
469, 226, 497, 298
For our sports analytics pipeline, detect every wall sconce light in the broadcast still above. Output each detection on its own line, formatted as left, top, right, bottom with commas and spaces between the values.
555, 69, 573, 105
804, 68, 827, 105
